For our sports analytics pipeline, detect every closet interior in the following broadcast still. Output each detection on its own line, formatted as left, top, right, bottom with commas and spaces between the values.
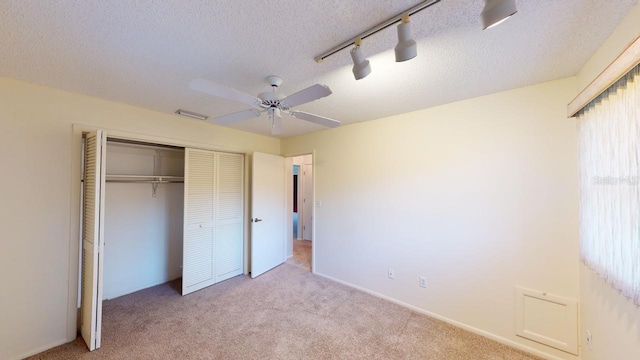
103, 139, 185, 299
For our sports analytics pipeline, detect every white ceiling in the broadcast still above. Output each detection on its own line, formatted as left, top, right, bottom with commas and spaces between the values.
1, 0, 637, 138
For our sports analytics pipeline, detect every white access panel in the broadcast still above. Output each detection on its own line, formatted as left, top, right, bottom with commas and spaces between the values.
515, 286, 579, 355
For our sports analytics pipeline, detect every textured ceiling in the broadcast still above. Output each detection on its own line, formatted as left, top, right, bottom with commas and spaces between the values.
1, 0, 638, 138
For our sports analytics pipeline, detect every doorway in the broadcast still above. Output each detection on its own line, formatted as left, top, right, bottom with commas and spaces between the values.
286, 154, 313, 272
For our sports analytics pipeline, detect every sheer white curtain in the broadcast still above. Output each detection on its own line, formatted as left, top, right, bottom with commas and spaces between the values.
577, 65, 640, 305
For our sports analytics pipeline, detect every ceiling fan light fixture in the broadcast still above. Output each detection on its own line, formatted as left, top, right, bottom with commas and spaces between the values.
350, 39, 372, 80
481, 0, 517, 30
395, 14, 417, 62
268, 107, 281, 119
268, 107, 283, 135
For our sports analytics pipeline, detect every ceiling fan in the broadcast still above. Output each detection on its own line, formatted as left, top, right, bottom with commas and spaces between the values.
189, 75, 341, 135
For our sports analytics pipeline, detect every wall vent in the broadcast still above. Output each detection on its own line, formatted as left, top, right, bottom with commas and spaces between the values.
515, 286, 579, 355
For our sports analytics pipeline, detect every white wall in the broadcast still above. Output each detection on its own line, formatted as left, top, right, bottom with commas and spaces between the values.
282, 77, 580, 360
293, 156, 303, 243
103, 143, 184, 300
575, 3, 640, 359
286, 155, 313, 255
0, 76, 280, 360
301, 155, 313, 241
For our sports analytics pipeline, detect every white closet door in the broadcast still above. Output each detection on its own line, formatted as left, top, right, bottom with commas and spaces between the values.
182, 149, 216, 295
214, 152, 244, 282
81, 130, 106, 351
251, 152, 285, 278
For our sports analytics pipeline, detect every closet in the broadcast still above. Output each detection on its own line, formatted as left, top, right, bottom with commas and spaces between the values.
103, 139, 185, 300
80, 133, 244, 350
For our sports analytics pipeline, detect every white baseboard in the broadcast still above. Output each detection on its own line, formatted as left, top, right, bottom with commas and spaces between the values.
103, 276, 180, 300
313, 272, 570, 360
11, 338, 71, 360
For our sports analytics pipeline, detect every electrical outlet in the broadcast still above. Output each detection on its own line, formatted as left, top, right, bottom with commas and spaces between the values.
388, 268, 395, 279
419, 276, 427, 288
586, 330, 592, 350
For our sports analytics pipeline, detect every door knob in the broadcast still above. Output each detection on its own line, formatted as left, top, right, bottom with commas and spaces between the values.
252, 218, 263, 222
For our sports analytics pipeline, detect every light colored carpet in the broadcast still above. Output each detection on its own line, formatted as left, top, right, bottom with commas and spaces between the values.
286, 239, 312, 271
30, 264, 542, 360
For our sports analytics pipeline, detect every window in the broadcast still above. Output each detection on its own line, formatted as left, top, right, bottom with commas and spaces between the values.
577, 64, 640, 305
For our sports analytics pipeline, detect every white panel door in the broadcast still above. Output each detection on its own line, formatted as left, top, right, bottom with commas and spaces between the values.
302, 163, 313, 241
251, 152, 285, 278
182, 149, 216, 295
81, 130, 106, 351
214, 152, 244, 282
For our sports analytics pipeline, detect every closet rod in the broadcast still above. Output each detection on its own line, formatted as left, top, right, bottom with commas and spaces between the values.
105, 180, 184, 183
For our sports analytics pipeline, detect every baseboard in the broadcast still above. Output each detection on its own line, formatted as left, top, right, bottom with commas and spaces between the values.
11, 338, 71, 360
103, 276, 181, 300
314, 272, 569, 360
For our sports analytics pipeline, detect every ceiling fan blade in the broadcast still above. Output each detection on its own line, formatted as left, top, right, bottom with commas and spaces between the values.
189, 79, 263, 108
211, 109, 261, 126
281, 84, 332, 108
289, 111, 341, 128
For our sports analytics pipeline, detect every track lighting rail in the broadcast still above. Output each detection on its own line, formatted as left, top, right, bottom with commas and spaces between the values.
314, 0, 441, 63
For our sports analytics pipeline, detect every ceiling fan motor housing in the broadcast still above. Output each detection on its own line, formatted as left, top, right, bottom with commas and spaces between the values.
258, 88, 287, 109
266, 75, 283, 87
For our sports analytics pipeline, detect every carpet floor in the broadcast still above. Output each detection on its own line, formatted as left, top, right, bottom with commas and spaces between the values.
285, 239, 312, 271
30, 264, 542, 360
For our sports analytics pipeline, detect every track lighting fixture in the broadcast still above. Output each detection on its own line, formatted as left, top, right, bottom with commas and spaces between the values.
351, 38, 372, 80
314, 0, 441, 65
395, 14, 417, 62
481, 0, 517, 30
315, 0, 517, 80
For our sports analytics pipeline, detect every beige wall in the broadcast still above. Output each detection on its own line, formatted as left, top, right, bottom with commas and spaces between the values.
575, 3, 640, 360
282, 77, 580, 359
0, 76, 279, 360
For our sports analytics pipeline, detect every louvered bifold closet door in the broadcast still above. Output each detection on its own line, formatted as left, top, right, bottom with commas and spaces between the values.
214, 152, 244, 282
182, 149, 216, 295
81, 130, 106, 351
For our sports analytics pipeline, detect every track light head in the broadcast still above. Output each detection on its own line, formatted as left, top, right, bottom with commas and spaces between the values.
395, 14, 417, 62
350, 39, 372, 80
481, 0, 517, 30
